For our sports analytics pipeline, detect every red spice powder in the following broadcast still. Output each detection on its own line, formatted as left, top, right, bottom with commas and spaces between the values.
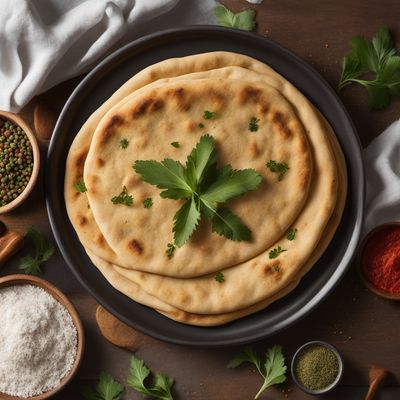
362, 226, 400, 294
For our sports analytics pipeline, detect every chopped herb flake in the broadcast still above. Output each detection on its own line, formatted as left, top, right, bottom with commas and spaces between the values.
75, 180, 87, 193
203, 110, 215, 120
119, 138, 129, 149
266, 160, 290, 181
198, 123, 205, 129
215, 271, 225, 283
166, 243, 175, 259
249, 117, 260, 132
273, 264, 281, 273
111, 186, 133, 206
171, 141, 180, 148
143, 198, 153, 208
269, 246, 286, 259
286, 228, 297, 241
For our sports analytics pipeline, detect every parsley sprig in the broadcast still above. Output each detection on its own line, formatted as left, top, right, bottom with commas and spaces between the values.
111, 186, 133, 206
339, 27, 400, 109
81, 372, 124, 400
266, 160, 289, 181
286, 227, 297, 241
19, 226, 55, 275
269, 246, 286, 259
127, 355, 174, 400
215, 271, 225, 283
133, 134, 262, 247
119, 138, 129, 149
214, 3, 256, 31
228, 345, 287, 399
143, 198, 153, 208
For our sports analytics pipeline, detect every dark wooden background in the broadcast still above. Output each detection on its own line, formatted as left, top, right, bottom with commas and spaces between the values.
1, 1, 400, 399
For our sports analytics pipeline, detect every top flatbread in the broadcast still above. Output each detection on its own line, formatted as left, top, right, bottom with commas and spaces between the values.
84, 78, 312, 277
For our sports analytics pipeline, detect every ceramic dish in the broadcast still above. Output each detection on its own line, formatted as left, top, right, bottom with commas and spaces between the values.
0, 111, 40, 214
357, 222, 400, 300
47, 26, 364, 347
0, 274, 84, 400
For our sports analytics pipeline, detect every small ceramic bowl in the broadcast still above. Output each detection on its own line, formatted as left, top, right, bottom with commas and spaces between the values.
0, 274, 85, 400
357, 222, 400, 301
0, 111, 40, 214
291, 340, 344, 395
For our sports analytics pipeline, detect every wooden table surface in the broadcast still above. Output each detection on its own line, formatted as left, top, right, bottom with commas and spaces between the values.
1, 1, 400, 399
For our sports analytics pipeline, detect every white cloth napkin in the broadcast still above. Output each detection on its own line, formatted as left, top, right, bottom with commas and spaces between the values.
0, 0, 216, 112
363, 119, 400, 235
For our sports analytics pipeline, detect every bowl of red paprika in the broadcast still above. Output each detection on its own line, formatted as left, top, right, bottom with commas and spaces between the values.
358, 222, 400, 300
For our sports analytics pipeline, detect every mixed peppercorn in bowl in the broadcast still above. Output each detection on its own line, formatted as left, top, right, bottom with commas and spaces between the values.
0, 112, 40, 213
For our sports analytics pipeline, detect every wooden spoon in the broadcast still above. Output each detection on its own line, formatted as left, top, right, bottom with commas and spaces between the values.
96, 306, 155, 351
0, 220, 24, 268
364, 365, 388, 400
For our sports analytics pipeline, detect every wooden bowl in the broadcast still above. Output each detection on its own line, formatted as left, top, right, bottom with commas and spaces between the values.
357, 222, 400, 301
0, 274, 85, 399
0, 111, 40, 214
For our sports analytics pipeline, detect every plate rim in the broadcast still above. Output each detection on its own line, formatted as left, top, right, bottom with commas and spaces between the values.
46, 25, 365, 347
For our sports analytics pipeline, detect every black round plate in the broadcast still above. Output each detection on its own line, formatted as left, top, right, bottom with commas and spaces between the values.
47, 27, 364, 347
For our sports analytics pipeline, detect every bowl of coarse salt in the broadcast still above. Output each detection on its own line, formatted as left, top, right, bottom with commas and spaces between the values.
0, 274, 84, 399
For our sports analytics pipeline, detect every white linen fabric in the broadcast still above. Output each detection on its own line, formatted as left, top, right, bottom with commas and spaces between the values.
0, 0, 216, 112
363, 118, 400, 235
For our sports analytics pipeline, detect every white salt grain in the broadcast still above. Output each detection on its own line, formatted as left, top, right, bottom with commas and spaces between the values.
0, 285, 78, 398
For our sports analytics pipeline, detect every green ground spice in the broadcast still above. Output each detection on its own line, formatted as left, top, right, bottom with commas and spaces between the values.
0, 119, 33, 206
294, 344, 339, 391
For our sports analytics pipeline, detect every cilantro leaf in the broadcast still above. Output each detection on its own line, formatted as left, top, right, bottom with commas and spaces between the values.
173, 198, 201, 247
127, 355, 174, 400
214, 4, 256, 31
143, 198, 153, 208
111, 186, 133, 206
134, 134, 261, 247
228, 345, 287, 399
203, 110, 215, 120
339, 26, 400, 109
170, 141, 180, 148
201, 166, 262, 203
269, 246, 286, 259
266, 160, 289, 181
206, 204, 252, 242
19, 226, 55, 275
81, 372, 124, 400
249, 117, 260, 132
119, 138, 129, 149
286, 227, 297, 241
166, 243, 175, 259
75, 180, 87, 193
215, 271, 225, 283
134, 159, 192, 199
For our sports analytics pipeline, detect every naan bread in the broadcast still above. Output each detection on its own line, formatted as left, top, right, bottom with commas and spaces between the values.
84, 78, 312, 277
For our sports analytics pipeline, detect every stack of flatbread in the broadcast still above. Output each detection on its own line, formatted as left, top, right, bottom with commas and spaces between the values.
65, 51, 347, 326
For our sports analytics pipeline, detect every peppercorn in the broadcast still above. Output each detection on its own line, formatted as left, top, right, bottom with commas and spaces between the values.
0, 119, 34, 206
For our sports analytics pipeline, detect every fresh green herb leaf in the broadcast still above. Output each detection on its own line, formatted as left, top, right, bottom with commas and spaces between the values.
173, 197, 201, 247
134, 134, 261, 247
339, 27, 400, 109
81, 372, 124, 400
269, 246, 286, 259
198, 123, 205, 129
111, 186, 133, 206
75, 180, 87, 193
200, 165, 262, 203
214, 4, 256, 31
273, 264, 280, 273
18, 226, 55, 275
286, 227, 297, 241
170, 141, 180, 148
127, 355, 174, 400
215, 271, 225, 283
228, 345, 287, 399
119, 138, 129, 149
203, 110, 215, 120
266, 160, 289, 181
249, 117, 260, 132
143, 198, 153, 208
166, 243, 175, 259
